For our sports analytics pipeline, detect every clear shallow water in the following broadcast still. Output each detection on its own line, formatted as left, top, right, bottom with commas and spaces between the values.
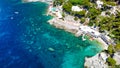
0, 1, 102, 68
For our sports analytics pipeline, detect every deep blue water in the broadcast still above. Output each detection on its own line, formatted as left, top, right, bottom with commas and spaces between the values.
0, 0, 102, 68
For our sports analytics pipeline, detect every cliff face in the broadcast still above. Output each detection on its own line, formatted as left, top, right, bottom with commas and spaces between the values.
22, 0, 52, 3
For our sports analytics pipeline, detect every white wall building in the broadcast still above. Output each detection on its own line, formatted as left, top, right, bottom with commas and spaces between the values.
110, 6, 117, 15
96, 0, 103, 8
56, 11, 62, 18
71, 6, 83, 12
80, 25, 100, 38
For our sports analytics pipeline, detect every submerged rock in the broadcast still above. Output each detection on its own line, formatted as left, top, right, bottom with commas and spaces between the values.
48, 47, 55, 52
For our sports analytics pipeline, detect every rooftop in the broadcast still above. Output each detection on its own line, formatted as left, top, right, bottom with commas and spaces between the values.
80, 25, 100, 36
71, 6, 83, 12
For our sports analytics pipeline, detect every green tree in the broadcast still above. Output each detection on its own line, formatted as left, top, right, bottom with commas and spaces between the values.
62, 1, 72, 13
107, 45, 115, 55
62, 12, 65, 17
69, 0, 78, 4
73, 10, 86, 17
74, 16, 78, 21
115, 44, 120, 51
106, 2, 116, 6
88, 21, 93, 26
98, 16, 114, 31
77, 10, 86, 16
96, 9, 120, 44
107, 57, 116, 66
53, 0, 64, 6
88, 7, 101, 19
69, 0, 90, 8
114, 65, 120, 68
80, 17, 85, 24
102, 0, 116, 6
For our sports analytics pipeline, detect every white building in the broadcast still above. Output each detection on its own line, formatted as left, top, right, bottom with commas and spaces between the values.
96, 0, 103, 8
110, 6, 117, 15
71, 6, 83, 12
56, 11, 62, 18
79, 25, 100, 38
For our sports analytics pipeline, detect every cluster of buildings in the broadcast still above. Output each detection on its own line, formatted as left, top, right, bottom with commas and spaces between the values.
71, 6, 83, 12
79, 25, 115, 46
96, 0, 103, 8
48, 2, 63, 19
100, 34, 116, 45
47, 0, 116, 46
79, 25, 100, 38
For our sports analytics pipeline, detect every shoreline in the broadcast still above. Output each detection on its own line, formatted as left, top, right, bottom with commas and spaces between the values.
46, 2, 109, 50
22, 0, 109, 49
46, 3, 110, 67
22, 0, 114, 52
48, 17, 108, 50
21, 0, 111, 67
48, 18, 79, 35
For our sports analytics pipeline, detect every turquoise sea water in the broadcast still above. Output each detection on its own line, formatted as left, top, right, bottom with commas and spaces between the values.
0, 1, 102, 68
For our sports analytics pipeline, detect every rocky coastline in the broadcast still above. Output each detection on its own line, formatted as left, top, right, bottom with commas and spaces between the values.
21, 0, 120, 68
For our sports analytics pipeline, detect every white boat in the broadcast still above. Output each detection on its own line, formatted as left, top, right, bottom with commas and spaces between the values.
82, 34, 86, 41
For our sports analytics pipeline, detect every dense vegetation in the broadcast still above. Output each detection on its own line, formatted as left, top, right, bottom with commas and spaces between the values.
107, 57, 116, 66
115, 44, 120, 51
107, 45, 115, 55
69, 0, 91, 8
53, 0, 120, 46
53, 0, 64, 6
98, 12, 120, 44
114, 65, 120, 68
106, 44, 120, 67
62, 1, 72, 13
53, 0, 120, 67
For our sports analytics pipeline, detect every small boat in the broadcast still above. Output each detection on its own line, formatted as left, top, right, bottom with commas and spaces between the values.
82, 34, 86, 41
